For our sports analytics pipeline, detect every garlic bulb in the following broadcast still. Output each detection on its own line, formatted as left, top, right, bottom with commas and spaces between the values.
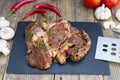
0, 27, 15, 40
95, 4, 111, 20
0, 39, 10, 55
0, 17, 10, 28
115, 9, 120, 21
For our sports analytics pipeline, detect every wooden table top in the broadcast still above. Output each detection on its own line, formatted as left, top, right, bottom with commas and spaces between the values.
0, 0, 120, 80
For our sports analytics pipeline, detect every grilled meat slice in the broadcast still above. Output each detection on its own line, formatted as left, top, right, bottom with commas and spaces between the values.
54, 27, 91, 63
25, 22, 52, 69
26, 40, 52, 69
67, 28, 91, 62
53, 27, 78, 64
47, 19, 71, 57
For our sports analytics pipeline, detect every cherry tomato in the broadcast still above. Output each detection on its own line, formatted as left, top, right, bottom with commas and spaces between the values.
84, 0, 102, 8
102, 0, 120, 8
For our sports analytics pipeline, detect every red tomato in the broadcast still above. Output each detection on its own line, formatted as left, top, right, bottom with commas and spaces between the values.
102, 0, 120, 8
84, 0, 102, 8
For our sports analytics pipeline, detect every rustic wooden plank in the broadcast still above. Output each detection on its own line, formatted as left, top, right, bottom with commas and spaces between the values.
104, 63, 120, 80
57, 0, 75, 21
36, 0, 57, 21
80, 75, 103, 80
4, 15, 20, 80
0, 54, 8, 80
17, 0, 36, 21
0, 0, 19, 17
0, 0, 16, 17
103, 3, 120, 80
3, 0, 32, 80
111, 3, 120, 38
94, 16, 115, 38
4, 74, 54, 80
55, 75, 79, 80
0, 0, 19, 80
4, 74, 28, 80
75, 0, 94, 22
0, 0, 5, 11
111, 3, 120, 25
27, 74, 54, 80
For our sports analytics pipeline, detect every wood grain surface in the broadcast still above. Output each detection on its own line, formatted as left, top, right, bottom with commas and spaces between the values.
0, 0, 120, 80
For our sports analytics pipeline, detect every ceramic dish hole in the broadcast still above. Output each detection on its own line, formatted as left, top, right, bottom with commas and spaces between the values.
103, 44, 108, 47
103, 49, 107, 52
111, 52, 116, 56
111, 48, 116, 51
111, 43, 117, 46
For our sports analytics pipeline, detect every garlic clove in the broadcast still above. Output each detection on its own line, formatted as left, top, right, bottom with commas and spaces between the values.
0, 39, 8, 47
109, 21, 116, 28
0, 17, 10, 28
104, 9, 111, 20
0, 27, 15, 40
95, 7, 101, 14
1, 47, 10, 55
103, 21, 110, 29
115, 25, 120, 30
0, 39, 10, 55
101, 12, 105, 20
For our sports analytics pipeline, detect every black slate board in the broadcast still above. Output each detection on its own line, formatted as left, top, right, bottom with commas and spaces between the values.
7, 21, 110, 75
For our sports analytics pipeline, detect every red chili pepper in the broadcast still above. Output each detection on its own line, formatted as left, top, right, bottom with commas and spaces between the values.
22, 9, 46, 20
34, 3, 61, 17
6, 0, 35, 18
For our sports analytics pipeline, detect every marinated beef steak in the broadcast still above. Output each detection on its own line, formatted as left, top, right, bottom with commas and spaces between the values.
67, 29, 91, 62
25, 22, 52, 69
25, 19, 91, 69
54, 27, 91, 63
47, 19, 71, 57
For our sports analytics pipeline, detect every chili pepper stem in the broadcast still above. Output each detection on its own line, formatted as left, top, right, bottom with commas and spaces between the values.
6, 10, 14, 19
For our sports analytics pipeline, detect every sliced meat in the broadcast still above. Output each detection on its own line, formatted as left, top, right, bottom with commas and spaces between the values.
54, 27, 91, 63
26, 41, 52, 69
47, 19, 71, 57
54, 51, 67, 64
25, 22, 52, 69
54, 41, 70, 64
67, 29, 91, 62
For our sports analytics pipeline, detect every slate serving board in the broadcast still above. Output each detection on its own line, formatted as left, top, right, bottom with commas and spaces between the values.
7, 21, 110, 75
